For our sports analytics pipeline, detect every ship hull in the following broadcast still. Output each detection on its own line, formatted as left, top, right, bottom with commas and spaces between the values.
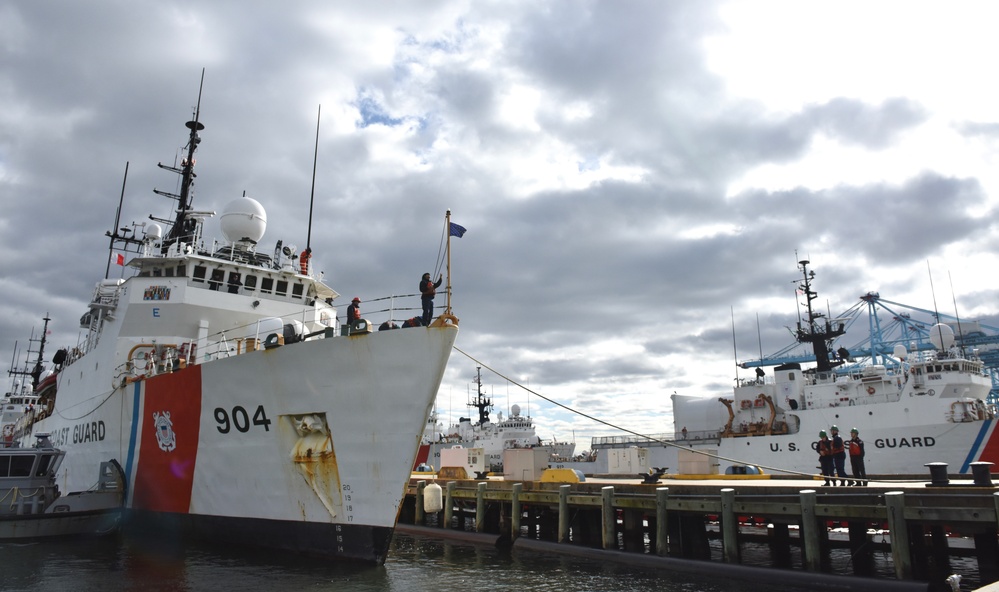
31, 324, 456, 563
629, 419, 999, 477
125, 510, 393, 562
635, 398, 999, 477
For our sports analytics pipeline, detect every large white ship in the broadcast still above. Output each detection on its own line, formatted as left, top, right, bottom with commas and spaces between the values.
13, 91, 457, 562
586, 260, 998, 478
415, 367, 575, 471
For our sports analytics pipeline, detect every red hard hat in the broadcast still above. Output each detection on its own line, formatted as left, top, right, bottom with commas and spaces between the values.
352, 297, 360, 302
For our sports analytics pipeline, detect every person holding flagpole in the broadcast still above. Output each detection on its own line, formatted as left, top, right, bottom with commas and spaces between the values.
420, 272, 442, 326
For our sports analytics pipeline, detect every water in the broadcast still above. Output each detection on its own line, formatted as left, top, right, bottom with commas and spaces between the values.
0, 531, 976, 591
0, 532, 826, 592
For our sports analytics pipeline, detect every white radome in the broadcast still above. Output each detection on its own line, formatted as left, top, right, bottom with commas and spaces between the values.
220, 196, 267, 244
928, 323, 955, 350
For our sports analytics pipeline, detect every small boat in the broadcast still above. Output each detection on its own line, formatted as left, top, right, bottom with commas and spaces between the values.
0, 433, 124, 540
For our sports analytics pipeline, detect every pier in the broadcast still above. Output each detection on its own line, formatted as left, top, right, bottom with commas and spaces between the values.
399, 474, 999, 590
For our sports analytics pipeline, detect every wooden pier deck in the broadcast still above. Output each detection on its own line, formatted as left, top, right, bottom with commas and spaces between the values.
399, 474, 999, 591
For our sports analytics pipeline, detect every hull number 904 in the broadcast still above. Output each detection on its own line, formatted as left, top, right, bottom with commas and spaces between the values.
215, 405, 271, 433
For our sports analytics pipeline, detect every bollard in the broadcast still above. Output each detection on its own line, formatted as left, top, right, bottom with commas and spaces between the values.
925, 462, 949, 486
970, 462, 994, 486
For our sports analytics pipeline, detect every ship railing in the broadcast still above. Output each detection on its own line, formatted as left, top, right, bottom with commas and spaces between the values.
737, 376, 772, 388
591, 433, 671, 446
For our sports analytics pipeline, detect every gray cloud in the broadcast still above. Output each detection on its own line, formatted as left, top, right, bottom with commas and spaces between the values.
2, 0, 997, 447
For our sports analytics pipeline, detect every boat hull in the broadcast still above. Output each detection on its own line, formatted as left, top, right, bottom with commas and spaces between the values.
125, 510, 392, 562
0, 508, 121, 540
31, 324, 456, 562
608, 414, 999, 477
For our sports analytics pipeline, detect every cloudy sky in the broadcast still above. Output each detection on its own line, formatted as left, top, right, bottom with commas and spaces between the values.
3, 1, 999, 450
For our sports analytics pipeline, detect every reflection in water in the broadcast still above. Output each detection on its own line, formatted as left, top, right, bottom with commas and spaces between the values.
0, 531, 980, 592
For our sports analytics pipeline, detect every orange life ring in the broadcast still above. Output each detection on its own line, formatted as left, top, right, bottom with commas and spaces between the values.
866, 386, 875, 395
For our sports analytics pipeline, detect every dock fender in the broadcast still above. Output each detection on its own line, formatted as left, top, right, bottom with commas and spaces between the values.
423, 483, 443, 513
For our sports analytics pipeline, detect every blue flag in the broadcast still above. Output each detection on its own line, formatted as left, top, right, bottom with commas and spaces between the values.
449, 222, 467, 238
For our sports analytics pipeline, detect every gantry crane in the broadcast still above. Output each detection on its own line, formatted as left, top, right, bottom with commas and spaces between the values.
740, 290, 999, 405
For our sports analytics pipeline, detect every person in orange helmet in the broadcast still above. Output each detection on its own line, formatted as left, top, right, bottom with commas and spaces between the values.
347, 297, 361, 325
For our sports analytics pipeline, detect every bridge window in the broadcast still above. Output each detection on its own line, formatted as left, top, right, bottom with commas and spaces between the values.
276, 280, 289, 297
292, 283, 304, 299
244, 275, 257, 291
260, 277, 273, 294
193, 265, 207, 283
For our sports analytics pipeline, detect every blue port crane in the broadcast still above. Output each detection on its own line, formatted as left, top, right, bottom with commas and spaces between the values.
739, 291, 999, 405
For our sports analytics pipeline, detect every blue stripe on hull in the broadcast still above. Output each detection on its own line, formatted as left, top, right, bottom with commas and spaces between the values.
960, 419, 993, 473
123, 382, 142, 500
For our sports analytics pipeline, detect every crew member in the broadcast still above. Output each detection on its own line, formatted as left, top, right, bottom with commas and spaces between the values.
347, 297, 361, 324
419, 272, 443, 326
299, 247, 312, 275
817, 430, 834, 486
830, 425, 848, 486
848, 428, 867, 486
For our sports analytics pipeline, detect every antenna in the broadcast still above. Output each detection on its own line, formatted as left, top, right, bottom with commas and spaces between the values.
756, 313, 764, 361
306, 105, 320, 251
927, 260, 946, 351
948, 270, 966, 357
163, 68, 205, 250
730, 306, 739, 384
105, 162, 129, 278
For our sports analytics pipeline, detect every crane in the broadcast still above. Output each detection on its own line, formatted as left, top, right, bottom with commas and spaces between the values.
740, 290, 999, 405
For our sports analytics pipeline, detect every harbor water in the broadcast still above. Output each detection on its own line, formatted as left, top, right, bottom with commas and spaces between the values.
0, 530, 970, 592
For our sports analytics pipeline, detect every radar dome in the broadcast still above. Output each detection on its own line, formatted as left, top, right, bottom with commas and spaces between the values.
146, 223, 162, 241
511, 404, 521, 417
928, 323, 955, 350
892, 344, 908, 360
220, 196, 267, 244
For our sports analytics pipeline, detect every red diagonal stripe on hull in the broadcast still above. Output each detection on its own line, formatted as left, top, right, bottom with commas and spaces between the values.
976, 421, 999, 471
132, 367, 203, 512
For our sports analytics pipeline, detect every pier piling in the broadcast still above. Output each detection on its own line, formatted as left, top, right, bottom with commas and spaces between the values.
401, 476, 999, 588
885, 491, 913, 580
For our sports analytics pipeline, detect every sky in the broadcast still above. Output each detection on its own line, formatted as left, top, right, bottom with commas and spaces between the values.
2, 1, 999, 452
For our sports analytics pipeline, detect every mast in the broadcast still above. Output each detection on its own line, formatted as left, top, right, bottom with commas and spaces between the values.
306, 105, 320, 251
471, 366, 492, 425
794, 260, 845, 373
157, 69, 205, 251
8, 315, 50, 391
104, 162, 140, 278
